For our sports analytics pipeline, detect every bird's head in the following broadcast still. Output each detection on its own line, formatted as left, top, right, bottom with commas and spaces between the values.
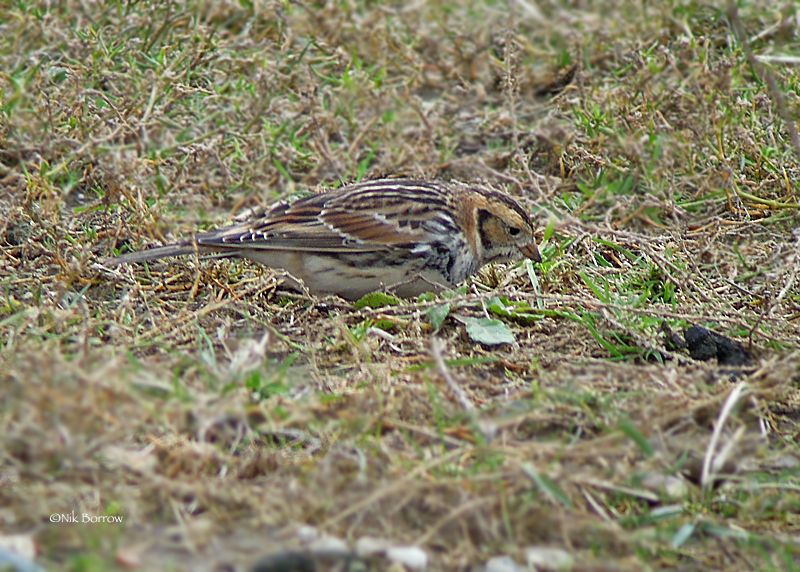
467, 188, 541, 265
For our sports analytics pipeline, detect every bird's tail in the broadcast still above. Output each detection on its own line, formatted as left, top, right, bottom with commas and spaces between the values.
102, 242, 203, 266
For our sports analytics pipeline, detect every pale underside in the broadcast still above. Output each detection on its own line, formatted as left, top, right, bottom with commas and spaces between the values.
238, 249, 452, 299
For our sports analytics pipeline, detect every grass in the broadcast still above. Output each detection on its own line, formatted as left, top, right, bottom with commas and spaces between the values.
2, 0, 799, 570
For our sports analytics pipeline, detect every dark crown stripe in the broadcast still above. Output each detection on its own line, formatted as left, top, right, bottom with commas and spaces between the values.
484, 190, 532, 224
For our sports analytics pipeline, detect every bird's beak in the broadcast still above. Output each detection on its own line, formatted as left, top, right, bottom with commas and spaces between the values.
519, 242, 542, 263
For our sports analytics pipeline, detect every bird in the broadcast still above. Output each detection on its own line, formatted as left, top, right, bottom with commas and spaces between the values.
104, 178, 541, 300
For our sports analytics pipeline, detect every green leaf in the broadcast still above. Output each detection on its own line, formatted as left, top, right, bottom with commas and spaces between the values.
618, 417, 654, 457
671, 522, 696, 549
464, 318, 515, 346
486, 296, 541, 325
426, 303, 450, 330
373, 318, 397, 332
404, 356, 497, 372
542, 219, 556, 242
579, 271, 610, 303
522, 463, 573, 508
353, 291, 401, 309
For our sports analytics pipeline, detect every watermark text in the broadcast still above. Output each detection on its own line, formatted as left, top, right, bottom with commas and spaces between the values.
49, 512, 124, 524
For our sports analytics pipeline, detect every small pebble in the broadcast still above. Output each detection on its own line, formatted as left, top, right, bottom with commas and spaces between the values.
485, 555, 523, 572
525, 546, 574, 571
386, 546, 427, 570
308, 536, 349, 557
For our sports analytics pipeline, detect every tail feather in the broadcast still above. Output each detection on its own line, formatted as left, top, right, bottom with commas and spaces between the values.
102, 242, 201, 266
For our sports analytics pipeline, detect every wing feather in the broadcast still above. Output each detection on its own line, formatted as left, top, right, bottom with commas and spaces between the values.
196, 184, 437, 253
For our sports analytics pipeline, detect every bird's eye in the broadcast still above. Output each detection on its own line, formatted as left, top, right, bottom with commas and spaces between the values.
508, 227, 521, 236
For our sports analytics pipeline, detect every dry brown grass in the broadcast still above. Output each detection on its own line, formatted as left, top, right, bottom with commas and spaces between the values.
2, 1, 799, 570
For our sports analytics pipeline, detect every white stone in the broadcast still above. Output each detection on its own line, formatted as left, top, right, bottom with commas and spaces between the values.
0, 534, 36, 560
308, 535, 349, 556
386, 545, 428, 570
355, 536, 391, 557
641, 472, 690, 499
485, 555, 524, 572
525, 546, 574, 571
296, 525, 319, 543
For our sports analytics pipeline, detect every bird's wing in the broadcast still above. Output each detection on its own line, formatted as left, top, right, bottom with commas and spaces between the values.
197, 189, 431, 253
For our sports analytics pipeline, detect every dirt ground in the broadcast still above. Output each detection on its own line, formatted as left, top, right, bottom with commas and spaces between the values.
1, 1, 799, 570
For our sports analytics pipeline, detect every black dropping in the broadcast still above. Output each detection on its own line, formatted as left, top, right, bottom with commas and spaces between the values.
684, 326, 752, 366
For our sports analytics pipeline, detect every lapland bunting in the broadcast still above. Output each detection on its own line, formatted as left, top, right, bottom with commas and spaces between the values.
105, 178, 541, 300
